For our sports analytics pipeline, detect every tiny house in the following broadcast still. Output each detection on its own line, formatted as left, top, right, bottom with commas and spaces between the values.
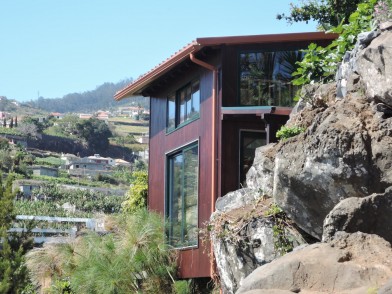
115, 32, 336, 279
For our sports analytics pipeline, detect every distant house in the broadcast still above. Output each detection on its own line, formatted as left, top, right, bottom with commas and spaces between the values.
114, 158, 132, 168
115, 32, 336, 279
13, 180, 43, 198
29, 165, 59, 177
61, 153, 79, 166
96, 111, 110, 121
87, 154, 115, 166
118, 106, 141, 117
67, 157, 110, 177
51, 112, 64, 119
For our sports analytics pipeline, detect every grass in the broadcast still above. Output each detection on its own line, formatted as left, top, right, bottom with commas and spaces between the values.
34, 156, 64, 167
109, 116, 149, 136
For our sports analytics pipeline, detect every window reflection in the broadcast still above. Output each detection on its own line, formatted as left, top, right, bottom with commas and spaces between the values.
239, 51, 304, 106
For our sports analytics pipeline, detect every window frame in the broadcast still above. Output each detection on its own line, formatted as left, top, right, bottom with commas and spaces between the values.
165, 140, 199, 249
166, 79, 200, 133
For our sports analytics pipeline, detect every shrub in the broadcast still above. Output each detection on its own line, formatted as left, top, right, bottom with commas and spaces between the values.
276, 125, 305, 140
26, 210, 177, 294
121, 170, 148, 213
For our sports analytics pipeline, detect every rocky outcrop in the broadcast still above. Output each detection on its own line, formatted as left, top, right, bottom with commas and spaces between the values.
262, 93, 392, 239
213, 25, 392, 294
211, 191, 307, 294
323, 186, 392, 243
244, 29, 392, 239
236, 232, 392, 294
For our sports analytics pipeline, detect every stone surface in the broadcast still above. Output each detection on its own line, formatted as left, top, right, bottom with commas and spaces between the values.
323, 186, 392, 243
271, 94, 392, 239
379, 278, 392, 294
215, 188, 261, 212
236, 232, 392, 294
212, 194, 306, 294
356, 30, 392, 107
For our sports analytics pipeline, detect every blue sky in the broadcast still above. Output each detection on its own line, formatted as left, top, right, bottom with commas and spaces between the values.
0, 1, 317, 102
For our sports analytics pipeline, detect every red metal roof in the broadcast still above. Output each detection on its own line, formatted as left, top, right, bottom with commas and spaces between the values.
114, 32, 337, 100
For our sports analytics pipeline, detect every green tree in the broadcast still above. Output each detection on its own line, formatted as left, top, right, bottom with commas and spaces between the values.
277, 0, 363, 29
75, 118, 112, 152
0, 175, 34, 293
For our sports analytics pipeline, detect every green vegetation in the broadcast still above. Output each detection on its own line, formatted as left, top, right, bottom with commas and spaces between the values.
34, 156, 64, 167
29, 183, 124, 215
0, 126, 22, 136
264, 204, 294, 255
121, 170, 148, 213
26, 210, 177, 294
277, 0, 363, 29
0, 175, 34, 293
276, 125, 305, 140
292, 0, 377, 88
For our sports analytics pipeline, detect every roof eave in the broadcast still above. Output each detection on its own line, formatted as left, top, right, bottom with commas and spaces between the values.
114, 43, 200, 100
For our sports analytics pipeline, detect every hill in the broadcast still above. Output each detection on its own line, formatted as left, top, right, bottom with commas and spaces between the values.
26, 79, 149, 113
0, 96, 48, 117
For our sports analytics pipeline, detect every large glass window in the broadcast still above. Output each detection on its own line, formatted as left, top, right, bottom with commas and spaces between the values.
166, 143, 199, 248
240, 131, 266, 185
166, 80, 200, 131
239, 50, 304, 106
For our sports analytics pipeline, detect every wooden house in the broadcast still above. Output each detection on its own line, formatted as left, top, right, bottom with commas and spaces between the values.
114, 32, 336, 279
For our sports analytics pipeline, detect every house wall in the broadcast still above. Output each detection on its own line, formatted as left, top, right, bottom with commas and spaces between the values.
32, 168, 58, 177
148, 64, 216, 278
220, 117, 266, 197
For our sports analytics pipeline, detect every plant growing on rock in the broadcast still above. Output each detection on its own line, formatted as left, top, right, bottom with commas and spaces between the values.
276, 125, 305, 140
264, 204, 295, 255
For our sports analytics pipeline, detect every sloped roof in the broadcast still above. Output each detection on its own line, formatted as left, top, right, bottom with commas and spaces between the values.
114, 32, 337, 100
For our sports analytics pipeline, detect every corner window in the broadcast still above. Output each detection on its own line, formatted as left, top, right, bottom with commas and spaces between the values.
239, 50, 304, 106
166, 143, 199, 248
167, 80, 200, 132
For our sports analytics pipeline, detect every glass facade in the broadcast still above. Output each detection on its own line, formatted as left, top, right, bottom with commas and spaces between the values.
166, 143, 199, 248
239, 50, 304, 106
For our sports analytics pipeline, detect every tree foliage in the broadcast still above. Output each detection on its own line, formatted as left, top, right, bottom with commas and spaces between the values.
26, 210, 177, 294
75, 118, 112, 152
277, 0, 363, 29
26, 80, 148, 113
292, 0, 377, 87
122, 170, 148, 213
0, 175, 34, 293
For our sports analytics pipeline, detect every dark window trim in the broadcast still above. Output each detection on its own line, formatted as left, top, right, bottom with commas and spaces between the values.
166, 79, 200, 134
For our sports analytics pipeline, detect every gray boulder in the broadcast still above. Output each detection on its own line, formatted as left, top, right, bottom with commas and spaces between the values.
356, 30, 392, 107
323, 186, 392, 243
271, 94, 392, 239
236, 232, 392, 294
212, 191, 306, 294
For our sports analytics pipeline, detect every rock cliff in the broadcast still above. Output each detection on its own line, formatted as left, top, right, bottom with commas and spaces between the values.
212, 26, 392, 293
